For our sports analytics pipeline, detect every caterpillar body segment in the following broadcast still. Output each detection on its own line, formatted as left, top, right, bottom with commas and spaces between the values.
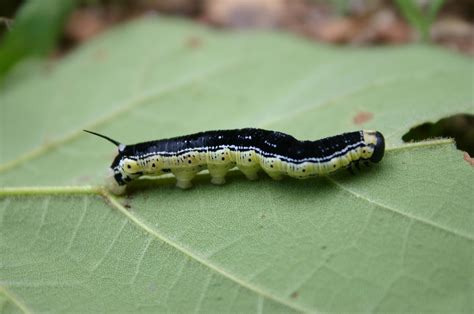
85, 128, 385, 195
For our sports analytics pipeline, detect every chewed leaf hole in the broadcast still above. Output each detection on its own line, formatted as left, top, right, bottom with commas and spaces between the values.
402, 114, 474, 155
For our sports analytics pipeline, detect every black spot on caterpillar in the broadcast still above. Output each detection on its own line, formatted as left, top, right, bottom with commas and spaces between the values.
85, 128, 385, 195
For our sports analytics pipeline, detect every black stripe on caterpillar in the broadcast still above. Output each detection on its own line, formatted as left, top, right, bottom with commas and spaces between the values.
85, 128, 385, 195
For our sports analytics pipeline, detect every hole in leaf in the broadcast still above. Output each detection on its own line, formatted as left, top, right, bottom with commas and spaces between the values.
402, 114, 474, 155
463, 152, 474, 166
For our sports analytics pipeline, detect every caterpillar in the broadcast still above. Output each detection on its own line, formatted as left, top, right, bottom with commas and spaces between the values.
85, 128, 385, 195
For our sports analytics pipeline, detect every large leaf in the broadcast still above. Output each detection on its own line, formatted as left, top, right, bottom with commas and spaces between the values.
0, 17, 473, 313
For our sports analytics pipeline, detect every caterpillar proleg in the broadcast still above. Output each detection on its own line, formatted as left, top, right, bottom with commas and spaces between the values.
85, 128, 385, 195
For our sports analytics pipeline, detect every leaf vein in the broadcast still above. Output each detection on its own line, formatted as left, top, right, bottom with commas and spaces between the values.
326, 177, 473, 241
90, 217, 128, 272
194, 272, 213, 314
0, 285, 33, 314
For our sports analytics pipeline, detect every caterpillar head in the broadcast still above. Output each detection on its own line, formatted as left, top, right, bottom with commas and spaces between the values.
85, 130, 142, 195
362, 130, 385, 163
370, 131, 385, 163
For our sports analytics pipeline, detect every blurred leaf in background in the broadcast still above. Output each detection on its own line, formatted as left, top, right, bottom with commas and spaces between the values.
0, 0, 76, 79
395, 0, 446, 41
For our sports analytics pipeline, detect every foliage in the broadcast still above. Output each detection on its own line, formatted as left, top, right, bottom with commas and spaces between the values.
395, 0, 445, 41
0, 0, 75, 79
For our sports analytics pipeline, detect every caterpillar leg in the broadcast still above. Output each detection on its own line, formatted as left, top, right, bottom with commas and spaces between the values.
210, 176, 225, 185
176, 178, 193, 189
172, 169, 197, 189
346, 160, 370, 175
208, 164, 232, 185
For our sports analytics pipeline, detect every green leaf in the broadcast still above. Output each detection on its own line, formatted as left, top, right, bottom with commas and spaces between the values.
1, 18, 473, 313
395, 0, 446, 41
0, 0, 76, 79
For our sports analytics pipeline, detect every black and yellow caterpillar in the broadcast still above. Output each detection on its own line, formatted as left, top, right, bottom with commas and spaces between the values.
85, 128, 385, 195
